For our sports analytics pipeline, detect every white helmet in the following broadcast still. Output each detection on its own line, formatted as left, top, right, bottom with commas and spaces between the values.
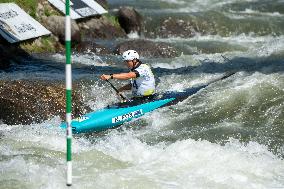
122, 50, 139, 61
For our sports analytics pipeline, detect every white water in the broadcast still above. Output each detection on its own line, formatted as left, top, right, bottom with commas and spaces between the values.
51, 53, 110, 66
1, 70, 284, 188
0, 119, 283, 188
154, 34, 284, 56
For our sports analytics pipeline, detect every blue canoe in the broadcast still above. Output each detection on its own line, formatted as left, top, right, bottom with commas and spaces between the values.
61, 73, 235, 133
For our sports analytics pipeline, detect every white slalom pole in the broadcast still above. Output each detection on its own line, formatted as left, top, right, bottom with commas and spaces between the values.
65, 0, 72, 186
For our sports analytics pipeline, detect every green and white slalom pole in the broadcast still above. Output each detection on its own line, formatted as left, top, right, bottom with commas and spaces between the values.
65, 0, 72, 186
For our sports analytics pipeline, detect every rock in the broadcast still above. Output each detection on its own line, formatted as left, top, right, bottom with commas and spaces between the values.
36, 1, 61, 18
42, 15, 81, 45
20, 35, 64, 53
115, 39, 180, 58
151, 17, 198, 38
0, 80, 89, 125
75, 41, 112, 55
78, 16, 127, 40
117, 7, 143, 35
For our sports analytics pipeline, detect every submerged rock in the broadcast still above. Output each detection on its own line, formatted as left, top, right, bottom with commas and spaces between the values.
117, 7, 143, 35
0, 80, 89, 125
147, 17, 202, 38
115, 39, 180, 58
75, 41, 112, 55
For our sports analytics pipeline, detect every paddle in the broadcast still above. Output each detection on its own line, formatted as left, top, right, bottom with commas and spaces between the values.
105, 79, 129, 102
220, 55, 237, 78
204, 55, 237, 84
221, 54, 231, 62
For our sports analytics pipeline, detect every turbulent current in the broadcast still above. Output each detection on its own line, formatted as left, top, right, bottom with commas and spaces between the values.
0, 0, 284, 188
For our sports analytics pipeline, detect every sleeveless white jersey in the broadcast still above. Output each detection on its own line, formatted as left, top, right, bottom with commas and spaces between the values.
131, 64, 155, 97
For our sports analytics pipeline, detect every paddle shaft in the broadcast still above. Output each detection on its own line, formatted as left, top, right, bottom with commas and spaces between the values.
106, 79, 128, 101
208, 55, 236, 84
221, 55, 231, 62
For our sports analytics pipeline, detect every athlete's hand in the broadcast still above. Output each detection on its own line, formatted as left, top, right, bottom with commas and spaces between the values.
100, 74, 111, 80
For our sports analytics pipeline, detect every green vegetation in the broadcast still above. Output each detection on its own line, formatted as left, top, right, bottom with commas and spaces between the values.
20, 36, 62, 53
44, 6, 52, 17
1, 0, 37, 18
103, 13, 120, 28
1, 0, 61, 19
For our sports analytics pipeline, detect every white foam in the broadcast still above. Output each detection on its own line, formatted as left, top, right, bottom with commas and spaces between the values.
160, 0, 186, 5
94, 132, 284, 188
156, 0, 259, 13
127, 31, 140, 39
154, 34, 284, 60
84, 81, 123, 110
228, 8, 283, 18
0, 111, 283, 188
156, 73, 220, 93
51, 52, 109, 66
0, 117, 93, 153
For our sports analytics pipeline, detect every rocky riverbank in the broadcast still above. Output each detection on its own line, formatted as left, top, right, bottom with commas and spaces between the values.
0, 0, 183, 66
0, 80, 90, 125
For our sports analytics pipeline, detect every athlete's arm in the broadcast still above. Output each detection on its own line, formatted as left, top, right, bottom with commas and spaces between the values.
100, 72, 137, 80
